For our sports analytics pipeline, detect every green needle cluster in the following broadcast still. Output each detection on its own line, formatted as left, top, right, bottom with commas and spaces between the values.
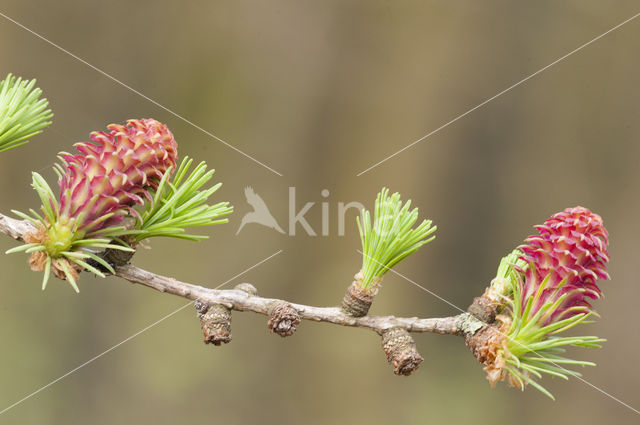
358, 187, 436, 288
502, 269, 604, 399
0, 73, 53, 152
8, 173, 133, 292
131, 157, 233, 242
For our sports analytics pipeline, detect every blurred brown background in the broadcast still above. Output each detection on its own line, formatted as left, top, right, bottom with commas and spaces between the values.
1, 1, 639, 424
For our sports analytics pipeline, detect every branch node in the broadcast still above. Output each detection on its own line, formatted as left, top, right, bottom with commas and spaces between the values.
234, 282, 258, 296
464, 318, 510, 386
267, 301, 301, 337
103, 247, 136, 267
194, 300, 232, 346
457, 312, 484, 335
381, 327, 423, 376
467, 294, 499, 324
194, 299, 208, 317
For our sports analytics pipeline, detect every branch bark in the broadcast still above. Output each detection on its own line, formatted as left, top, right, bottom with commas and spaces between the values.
0, 213, 34, 240
116, 263, 471, 334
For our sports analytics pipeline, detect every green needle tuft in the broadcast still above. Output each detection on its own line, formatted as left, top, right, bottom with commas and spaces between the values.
358, 187, 436, 288
0, 73, 53, 152
130, 157, 233, 242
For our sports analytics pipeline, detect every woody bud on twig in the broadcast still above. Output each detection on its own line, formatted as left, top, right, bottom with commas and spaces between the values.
267, 301, 301, 337
195, 300, 232, 346
381, 327, 424, 376
467, 295, 500, 324
341, 272, 380, 317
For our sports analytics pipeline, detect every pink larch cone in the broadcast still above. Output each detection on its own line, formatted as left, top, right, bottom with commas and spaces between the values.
26, 119, 178, 281
465, 207, 611, 396
517, 206, 610, 324
58, 118, 178, 233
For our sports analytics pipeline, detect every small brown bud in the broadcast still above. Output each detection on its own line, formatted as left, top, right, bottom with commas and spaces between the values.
267, 302, 301, 337
195, 301, 232, 346
381, 327, 423, 376
467, 294, 499, 324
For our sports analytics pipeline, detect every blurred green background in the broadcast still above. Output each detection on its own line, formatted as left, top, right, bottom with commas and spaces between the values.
1, 1, 639, 424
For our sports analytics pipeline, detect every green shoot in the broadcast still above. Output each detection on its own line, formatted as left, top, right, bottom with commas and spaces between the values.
131, 157, 233, 242
358, 187, 436, 288
0, 73, 53, 152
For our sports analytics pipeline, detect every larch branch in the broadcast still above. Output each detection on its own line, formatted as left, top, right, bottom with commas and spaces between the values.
0, 212, 481, 339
